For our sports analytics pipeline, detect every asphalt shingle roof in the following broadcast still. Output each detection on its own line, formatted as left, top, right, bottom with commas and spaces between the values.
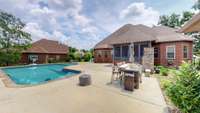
23, 39, 68, 54
94, 24, 193, 49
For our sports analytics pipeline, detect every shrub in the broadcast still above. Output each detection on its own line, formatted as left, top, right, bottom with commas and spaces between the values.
166, 62, 200, 113
195, 60, 200, 70
83, 52, 92, 62
74, 52, 81, 62
159, 66, 168, 76
66, 53, 75, 62
160, 79, 171, 90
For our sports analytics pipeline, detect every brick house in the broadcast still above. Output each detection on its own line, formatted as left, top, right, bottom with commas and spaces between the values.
94, 24, 193, 67
20, 39, 68, 64
94, 40, 113, 63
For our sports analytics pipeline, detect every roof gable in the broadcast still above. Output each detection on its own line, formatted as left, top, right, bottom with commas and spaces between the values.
94, 24, 193, 49
23, 39, 68, 54
94, 24, 156, 49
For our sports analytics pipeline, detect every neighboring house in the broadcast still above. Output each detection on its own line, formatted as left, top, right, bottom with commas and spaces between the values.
179, 12, 200, 33
94, 40, 113, 63
94, 24, 193, 67
20, 39, 68, 64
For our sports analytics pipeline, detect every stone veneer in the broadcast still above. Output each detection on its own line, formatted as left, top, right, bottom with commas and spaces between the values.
142, 48, 154, 70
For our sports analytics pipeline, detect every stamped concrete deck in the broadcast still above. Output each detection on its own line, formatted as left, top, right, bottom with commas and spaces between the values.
0, 63, 168, 113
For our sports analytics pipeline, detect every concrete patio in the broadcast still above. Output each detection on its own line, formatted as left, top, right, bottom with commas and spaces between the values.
0, 63, 168, 113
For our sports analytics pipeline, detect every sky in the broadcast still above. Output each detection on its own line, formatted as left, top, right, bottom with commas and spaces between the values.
0, 0, 196, 49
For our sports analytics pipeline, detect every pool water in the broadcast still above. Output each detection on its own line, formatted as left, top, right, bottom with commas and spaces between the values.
2, 64, 80, 85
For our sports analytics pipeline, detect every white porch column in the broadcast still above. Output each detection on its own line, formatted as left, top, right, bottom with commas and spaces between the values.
120, 45, 122, 59
138, 43, 141, 60
129, 42, 134, 63
112, 45, 114, 63
149, 41, 152, 47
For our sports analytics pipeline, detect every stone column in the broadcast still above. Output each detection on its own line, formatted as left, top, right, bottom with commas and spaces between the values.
142, 47, 154, 70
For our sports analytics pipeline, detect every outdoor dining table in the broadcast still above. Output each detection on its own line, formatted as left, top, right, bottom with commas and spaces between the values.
119, 65, 142, 91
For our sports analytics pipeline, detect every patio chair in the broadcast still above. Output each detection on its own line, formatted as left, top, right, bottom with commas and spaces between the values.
110, 65, 120, 83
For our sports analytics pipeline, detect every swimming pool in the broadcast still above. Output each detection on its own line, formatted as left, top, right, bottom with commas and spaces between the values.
1, 64, 80, 85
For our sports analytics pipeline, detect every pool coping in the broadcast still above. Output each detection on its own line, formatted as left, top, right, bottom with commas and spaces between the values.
0, 62, 79, 69
0, 63, 82, 88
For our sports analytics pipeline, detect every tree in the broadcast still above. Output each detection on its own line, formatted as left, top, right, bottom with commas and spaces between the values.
69, 47, 77, 53
158, 12, 194, 28
158, 13, 181, 28
193, 0, 200, 11
168, 13, 181, 28
193, 33, 200, 54
158, 15, 170, 27
180, 11, 194, 25
0, 11, 31, 66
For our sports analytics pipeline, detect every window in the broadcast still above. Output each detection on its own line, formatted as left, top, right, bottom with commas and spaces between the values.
166, 46, 175, 59
97, 51, 101, 58
114, 46, 121, 57
104, 51, 109, 58
29, 55, 38, 62
183, 46, 188, 58
154, 47, 159, 58
122, 46, 129, 58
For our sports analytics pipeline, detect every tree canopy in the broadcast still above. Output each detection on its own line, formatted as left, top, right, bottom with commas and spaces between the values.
0, 10, 31, 66
158, 11, 194, 28
193, 0, 200, 11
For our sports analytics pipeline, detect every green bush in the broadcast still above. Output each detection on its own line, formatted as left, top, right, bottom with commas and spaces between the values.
195, 60, 200, 70
160, 79, 171, 90
0, 51, 21, 66
74, 52, 81, 62
66, 53, 75, 62
159, 66, 168, 76
83, 52, 92, 62
166, 62, 200, 113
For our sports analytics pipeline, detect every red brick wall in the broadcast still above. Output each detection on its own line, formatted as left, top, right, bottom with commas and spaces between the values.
154, 41, 193, 67
48, 54, 66, 61
20, 53, 67, 64
94, 48, 113, 63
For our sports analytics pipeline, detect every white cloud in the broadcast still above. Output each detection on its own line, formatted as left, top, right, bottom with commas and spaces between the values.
120, 2, 160, 26
23, 22, 52, 41
0, 0, 99, 49
30, 7, 54, 16
0, 0, 161, 49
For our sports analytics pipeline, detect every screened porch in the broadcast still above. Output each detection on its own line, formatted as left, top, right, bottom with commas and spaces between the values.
113, 42, 152, 63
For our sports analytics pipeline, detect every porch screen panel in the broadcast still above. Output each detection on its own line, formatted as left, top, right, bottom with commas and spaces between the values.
122, 45, 129, 58
140, 43, 149, 57
114, 46, 121, 57
134, 44, 139, 61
